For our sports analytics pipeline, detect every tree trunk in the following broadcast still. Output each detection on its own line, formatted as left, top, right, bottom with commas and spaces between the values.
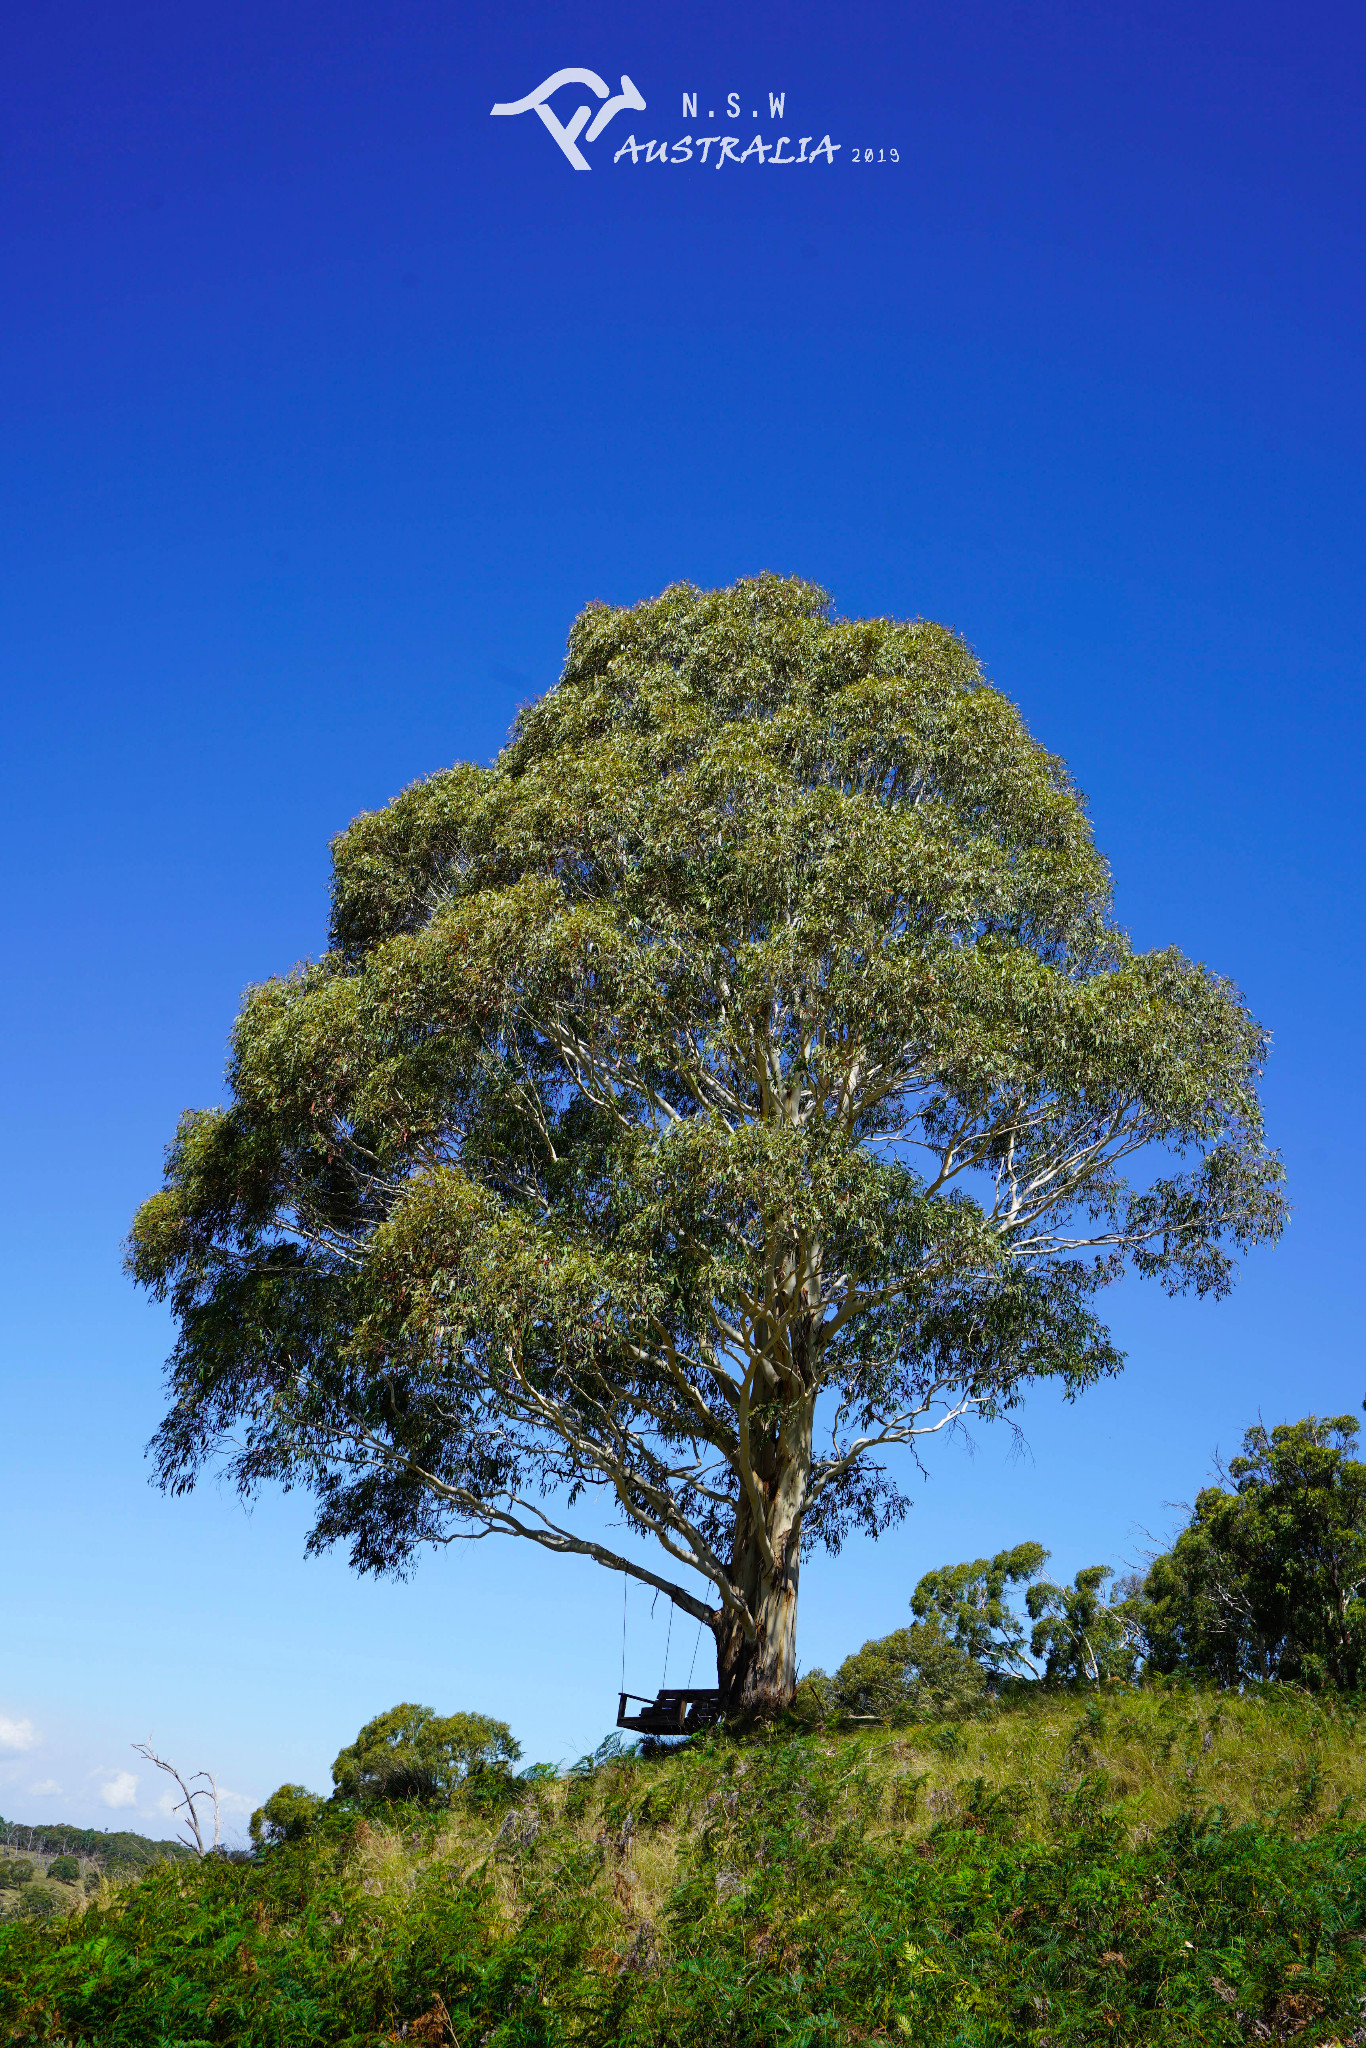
715, 1418, 810, 1718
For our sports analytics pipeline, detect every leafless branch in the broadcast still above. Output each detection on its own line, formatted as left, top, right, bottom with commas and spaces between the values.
131, 1742, 221, 1857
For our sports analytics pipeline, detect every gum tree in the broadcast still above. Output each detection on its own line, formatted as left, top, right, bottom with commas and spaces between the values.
1140, 1416, 1366, 1688
129, 576, 1285, 1716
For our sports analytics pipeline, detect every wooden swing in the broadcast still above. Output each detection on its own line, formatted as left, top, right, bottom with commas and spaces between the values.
616, 1686, 723, 1735
616, 1580, 722, 1734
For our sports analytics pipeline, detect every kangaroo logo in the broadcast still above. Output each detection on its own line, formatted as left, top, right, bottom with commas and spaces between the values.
490, 68, 646, 170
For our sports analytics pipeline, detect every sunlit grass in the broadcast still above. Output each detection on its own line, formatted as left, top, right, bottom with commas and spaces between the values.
4, 1686, 1366, 2045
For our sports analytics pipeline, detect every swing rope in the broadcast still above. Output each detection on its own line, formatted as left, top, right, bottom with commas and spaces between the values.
623, 1569, 711, 1707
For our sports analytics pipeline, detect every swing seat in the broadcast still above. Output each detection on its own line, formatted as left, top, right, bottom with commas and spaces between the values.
616, 1688, 723, 1735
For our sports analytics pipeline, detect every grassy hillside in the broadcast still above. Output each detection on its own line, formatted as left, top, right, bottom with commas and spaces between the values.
3, 1686, 1366, 2045
0, 1825, 194, 1929
0, 1861, 91, 1928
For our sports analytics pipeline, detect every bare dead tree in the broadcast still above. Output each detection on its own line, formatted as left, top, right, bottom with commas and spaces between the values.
131, 1741, 221, 1856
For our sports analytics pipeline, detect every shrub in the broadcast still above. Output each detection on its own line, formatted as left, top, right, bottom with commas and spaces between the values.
0, 1862, 33, 1890
44, 1858, 79, 1885
825, 1618, 985, 1723
785, 1673, 834, 1729
249, 1785, 326, 1849
332, 1704, 521, 1806
16, 1887, 55, 1921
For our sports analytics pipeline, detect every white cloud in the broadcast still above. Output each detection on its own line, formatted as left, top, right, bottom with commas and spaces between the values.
100, 1771, 139, 1810
0, 1717, 37, 1754
28, 1779, 61, 1797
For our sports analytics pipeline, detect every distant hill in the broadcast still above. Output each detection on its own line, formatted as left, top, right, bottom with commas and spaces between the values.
0, 1818, 193, 1873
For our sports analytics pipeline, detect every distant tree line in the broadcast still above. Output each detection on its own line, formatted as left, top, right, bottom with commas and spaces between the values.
0, 1823, 198, 1924
0, 1823, 191, 1870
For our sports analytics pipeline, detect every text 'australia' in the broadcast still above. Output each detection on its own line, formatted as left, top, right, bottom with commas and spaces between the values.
615, 134, 841, 166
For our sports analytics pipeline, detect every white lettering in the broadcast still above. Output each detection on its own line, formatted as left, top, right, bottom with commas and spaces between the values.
727, 92, 741, 118
769, 92, 785, 119
603, 127, 846, 170
682, 92, 697, 118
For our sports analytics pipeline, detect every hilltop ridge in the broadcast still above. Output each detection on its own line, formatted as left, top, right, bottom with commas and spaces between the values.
3, 1686, 1366, 2043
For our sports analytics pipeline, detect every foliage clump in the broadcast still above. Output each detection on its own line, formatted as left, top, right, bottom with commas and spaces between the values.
330, 1702, 520, 1806
249, 1703, 523, 1846
1140, 1414, 1366, 1689
800, 1618, 986, 1725
247, 1784, 325, 1849
912, 1541, 1051, 1677
797, 1542, 1147, 1727
13, 1889, 56, 1923
1028, 1563, 1144, 1682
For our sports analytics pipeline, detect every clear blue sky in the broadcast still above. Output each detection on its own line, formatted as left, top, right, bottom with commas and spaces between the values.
2, 0, 1363, 1839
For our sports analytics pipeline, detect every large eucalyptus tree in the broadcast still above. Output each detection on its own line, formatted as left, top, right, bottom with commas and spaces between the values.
130, 576, 1284, 1715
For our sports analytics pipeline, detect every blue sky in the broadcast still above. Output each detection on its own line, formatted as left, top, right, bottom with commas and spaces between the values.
1, 0, 1363, 1838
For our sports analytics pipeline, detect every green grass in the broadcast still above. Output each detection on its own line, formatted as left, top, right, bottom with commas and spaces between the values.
0, 1875, 88, 1929
4, 1686, 1366, 2046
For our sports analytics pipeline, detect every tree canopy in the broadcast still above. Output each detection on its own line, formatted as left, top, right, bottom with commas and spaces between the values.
249, 1786, 325, 1849
1140, 1416, 1366, 1690
330, 1705, 520, 1805
128, 574, 1285, 1712
1026, 1565, 1141, 1685
911, 1543, 1049, 1680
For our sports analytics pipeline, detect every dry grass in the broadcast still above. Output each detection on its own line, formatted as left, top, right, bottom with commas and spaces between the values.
8, 1692, 1366, 2046
19, 1685, 1358, 1942
853, 1685, 1366, 1846
315, 1684, 1366, 1949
